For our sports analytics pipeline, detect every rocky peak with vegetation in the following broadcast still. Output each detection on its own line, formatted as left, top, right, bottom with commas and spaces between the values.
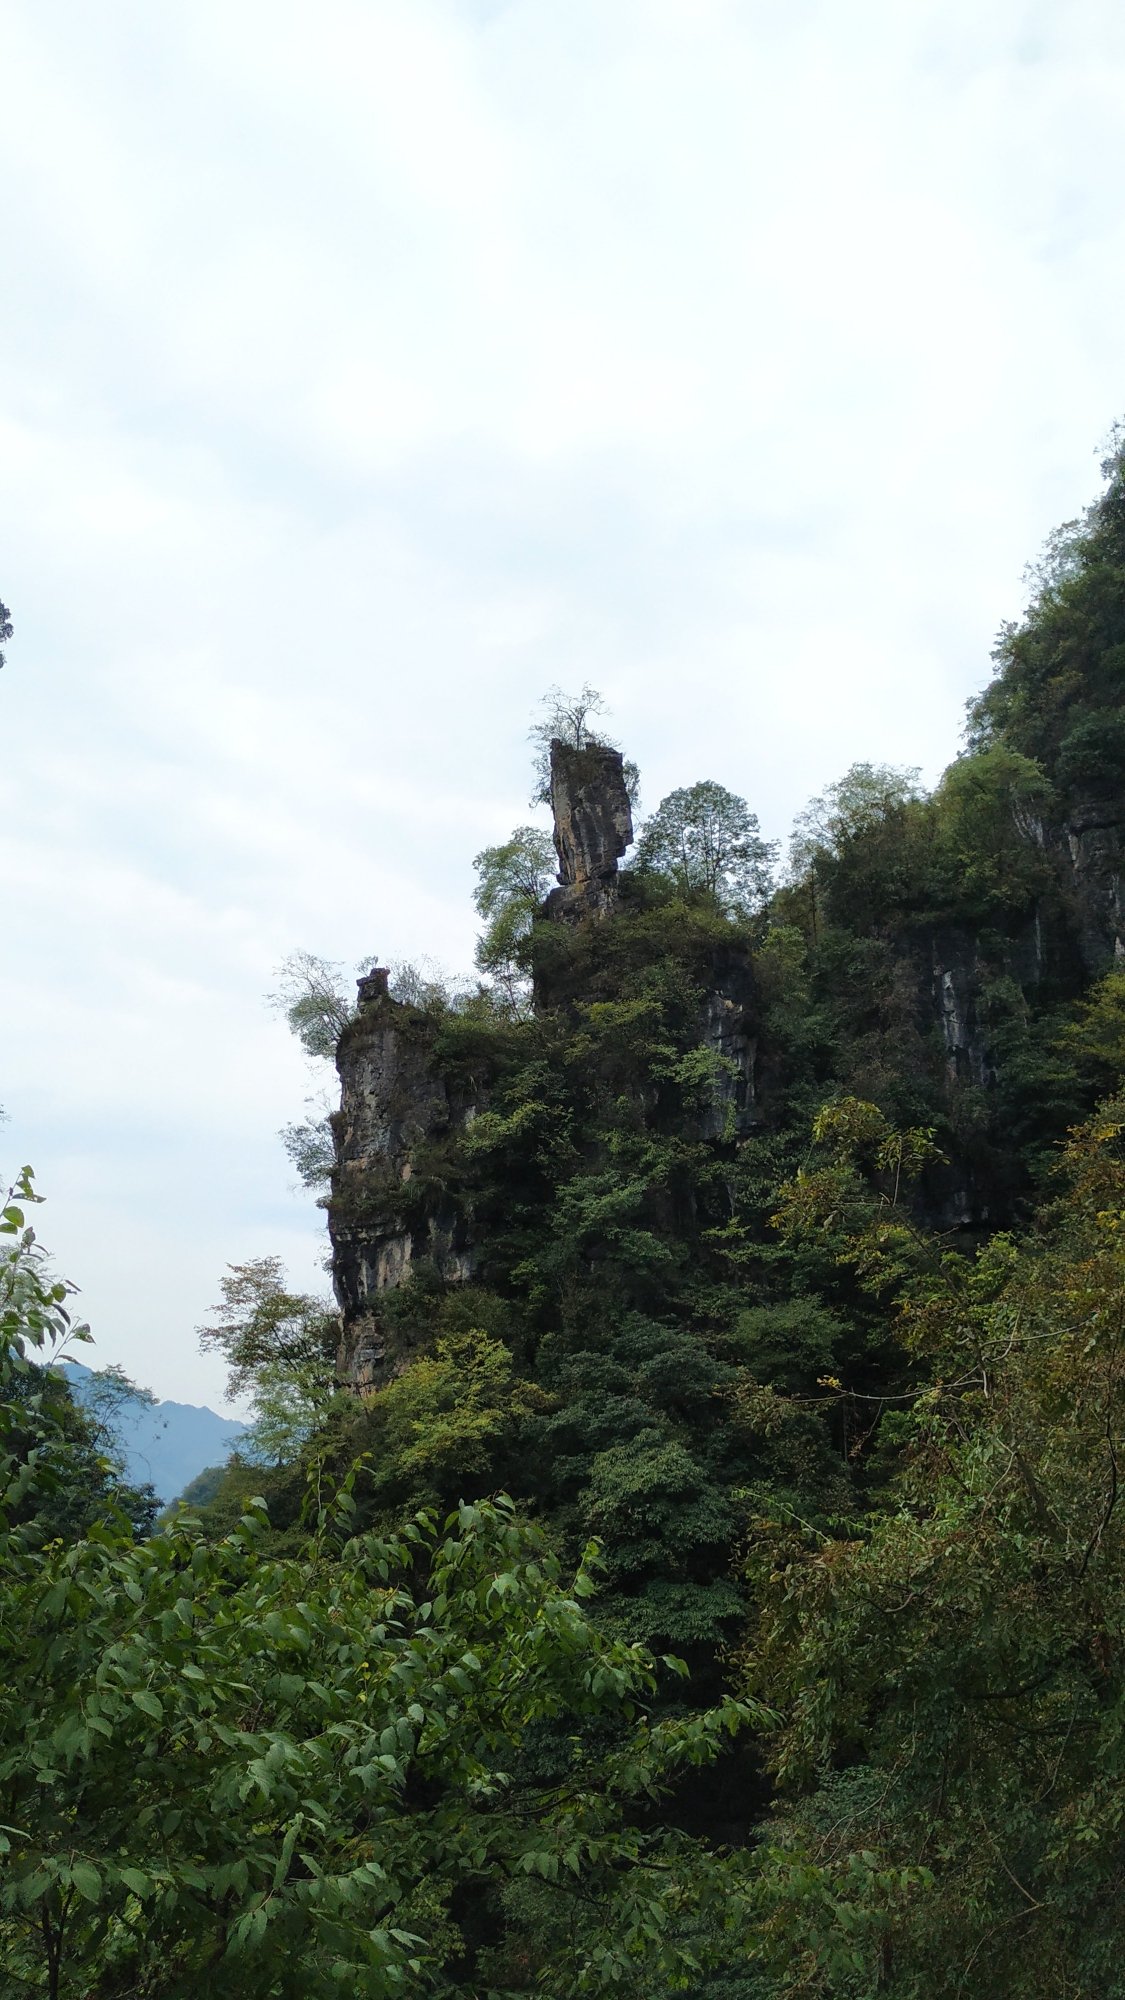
16, 439, 1125, 1996
328, 705, 775, 1392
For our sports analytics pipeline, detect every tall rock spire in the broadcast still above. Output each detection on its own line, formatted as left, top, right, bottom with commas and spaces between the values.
544, 737, 633, 922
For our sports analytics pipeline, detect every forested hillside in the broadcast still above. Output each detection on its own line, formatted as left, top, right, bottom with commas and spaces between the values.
9, 441, 1125, 1995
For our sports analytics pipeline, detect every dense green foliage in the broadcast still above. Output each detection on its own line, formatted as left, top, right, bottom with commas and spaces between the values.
13, 446, 1125, 1991
0, 1180, 780, 1998
742, 1086, 1125, 1994
968, 430, 1125, 802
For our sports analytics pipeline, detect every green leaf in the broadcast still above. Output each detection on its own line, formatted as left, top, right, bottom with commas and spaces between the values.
70, 1861, 102, 1903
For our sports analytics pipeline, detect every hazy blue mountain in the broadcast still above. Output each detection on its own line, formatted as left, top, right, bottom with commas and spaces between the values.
57, 1360, 248, 1506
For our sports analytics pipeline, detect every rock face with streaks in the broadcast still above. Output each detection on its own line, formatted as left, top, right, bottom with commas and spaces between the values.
1057, 800, 1125, 973
329, 968, 478, 1390
698, 951, 759, 1142
544, 738, 634, 922
904, 801, 1125, 1230
921, 798, 1125, 1208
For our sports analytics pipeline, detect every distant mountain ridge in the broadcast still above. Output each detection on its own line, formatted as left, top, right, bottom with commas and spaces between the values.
57, 1360, 247, 1506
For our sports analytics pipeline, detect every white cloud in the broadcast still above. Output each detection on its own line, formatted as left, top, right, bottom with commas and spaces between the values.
2, 0, 1125, 1398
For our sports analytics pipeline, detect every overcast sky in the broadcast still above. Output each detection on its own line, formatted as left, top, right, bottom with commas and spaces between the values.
3, 0, 1125, 1407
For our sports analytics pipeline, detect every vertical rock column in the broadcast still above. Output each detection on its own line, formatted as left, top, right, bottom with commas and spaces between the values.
329, 968, 475, 1389
544, 738, 634, 922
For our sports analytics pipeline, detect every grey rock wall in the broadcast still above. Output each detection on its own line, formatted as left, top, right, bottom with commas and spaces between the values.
1057, 801, 1125, 972
544, 738, 633, 922
698, 952, 758, 1141
930, 930, 996, 1095
329, 967, 477, 1389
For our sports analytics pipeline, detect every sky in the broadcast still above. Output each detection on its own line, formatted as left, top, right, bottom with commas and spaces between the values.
3, 0, 1125, 1407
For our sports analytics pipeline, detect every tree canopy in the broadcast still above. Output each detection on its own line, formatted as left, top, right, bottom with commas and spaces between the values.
636, 780, 777, 909
472, 825, 556, 997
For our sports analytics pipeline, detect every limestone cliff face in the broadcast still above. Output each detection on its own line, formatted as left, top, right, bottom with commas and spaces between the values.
329, 733, 633, 1388
930, 930, 999, 1097
921, 798, 1125, 1192
698, 951, 758, 1141
327, 756, 1125, 1383
329, 968, 477, 1389
544, 739, 633, 921
1056, 801, 1125, 972
912, 821, 1107, 1227
328, 739, 766, 1388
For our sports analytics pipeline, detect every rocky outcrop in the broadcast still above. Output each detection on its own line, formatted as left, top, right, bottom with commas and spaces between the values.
699, 951, 759, 1141
1056, 801, 1125, 973
925, 795, 1125, 1106
329, 968, 477, 1390
544, 739, 633, 922
330, 740, 635, 1386
930, 930, 996, 1095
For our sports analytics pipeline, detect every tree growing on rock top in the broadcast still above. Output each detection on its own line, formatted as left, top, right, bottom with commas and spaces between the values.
636, 779, 777, 911
529, 682, 640, 807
